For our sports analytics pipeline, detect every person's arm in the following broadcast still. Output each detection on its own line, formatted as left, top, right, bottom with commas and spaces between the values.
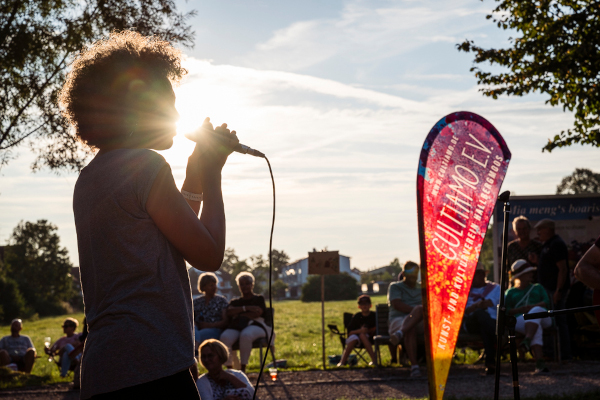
554, 259, 568, 304
390, 298, 414, 314
575, 244, 600, 289
465, 300, 485, 315
146, 121, 237, 272
219, 370, 248, 389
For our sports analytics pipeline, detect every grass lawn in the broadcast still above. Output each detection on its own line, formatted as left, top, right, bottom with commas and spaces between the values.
0, 312, 85, 389
0, 297, 393, 387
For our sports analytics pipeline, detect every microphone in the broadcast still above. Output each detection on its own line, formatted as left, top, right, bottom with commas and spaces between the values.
235, 143, 265, 158
185, 126, 265, 158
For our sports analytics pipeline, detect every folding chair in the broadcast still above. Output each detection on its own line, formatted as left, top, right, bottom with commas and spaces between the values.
327, 312, 370, 365
48, 352, 78, 377
232, 307, 277, 367
373, 303, 394, 367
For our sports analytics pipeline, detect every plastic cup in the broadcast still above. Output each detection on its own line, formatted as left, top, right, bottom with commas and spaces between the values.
269, 367, 278, 381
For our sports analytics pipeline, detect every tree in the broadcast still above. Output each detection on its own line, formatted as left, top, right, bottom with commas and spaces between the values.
271, 249, 290, 277
457, 1, 600, 152
0, 0, 195, 171
556, 168, 600, 194
300, 273, 360, 302
3, 220, 75, 316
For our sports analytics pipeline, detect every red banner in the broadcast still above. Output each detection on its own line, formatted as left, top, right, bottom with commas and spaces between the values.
417, 112, 510, 399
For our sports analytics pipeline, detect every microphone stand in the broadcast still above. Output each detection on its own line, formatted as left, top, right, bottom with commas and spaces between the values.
494, 191, 520, 400
524, 304, 600, 319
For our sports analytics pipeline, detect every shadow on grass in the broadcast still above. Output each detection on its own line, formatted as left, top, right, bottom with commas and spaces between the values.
0, 367, 60, 390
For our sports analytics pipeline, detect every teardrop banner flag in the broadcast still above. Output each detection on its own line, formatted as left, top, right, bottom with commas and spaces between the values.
417, 112, 511, 399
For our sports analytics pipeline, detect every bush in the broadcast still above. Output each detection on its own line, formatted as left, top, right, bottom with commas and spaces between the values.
0, 277, 32, 323
301, 273, 359, 302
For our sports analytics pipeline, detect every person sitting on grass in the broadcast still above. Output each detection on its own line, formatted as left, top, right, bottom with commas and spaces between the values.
388, 261, 423, 378
337, 294, 377, 367
505, 259, 552, 374
196, 339, 254, 400
45, 318, 82, 377
0, 319, 36, 373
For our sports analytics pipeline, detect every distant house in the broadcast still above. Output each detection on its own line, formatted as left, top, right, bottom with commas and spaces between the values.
281, 254, 360, 299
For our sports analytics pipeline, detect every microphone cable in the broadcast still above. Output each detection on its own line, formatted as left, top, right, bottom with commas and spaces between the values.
252, 156, 275, 400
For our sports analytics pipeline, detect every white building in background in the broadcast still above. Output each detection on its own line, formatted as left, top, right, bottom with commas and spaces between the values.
281, 254, 360, 299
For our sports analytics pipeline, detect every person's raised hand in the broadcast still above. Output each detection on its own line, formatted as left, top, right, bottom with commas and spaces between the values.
186, 117, 240, 177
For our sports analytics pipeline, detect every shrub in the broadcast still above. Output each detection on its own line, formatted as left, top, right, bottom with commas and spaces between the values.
301, 273, 359, 302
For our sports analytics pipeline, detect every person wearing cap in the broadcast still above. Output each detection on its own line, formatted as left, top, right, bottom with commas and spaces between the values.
45, 318, 82, 377
0, 319, 36, 373
387, 261, 423, 377
507, 216, 542, 270
337, 294, 377, 367
533, 218, 571, 360
574, 235, 600, 289
463, 268, 500, 375
505, 260, 551, 373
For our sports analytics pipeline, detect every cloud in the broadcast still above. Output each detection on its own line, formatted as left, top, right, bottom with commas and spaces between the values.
241, 0, 491, 73
2, 56, 596, 269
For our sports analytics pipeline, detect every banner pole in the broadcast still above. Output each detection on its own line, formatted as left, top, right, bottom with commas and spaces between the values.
321, 274, 326, 369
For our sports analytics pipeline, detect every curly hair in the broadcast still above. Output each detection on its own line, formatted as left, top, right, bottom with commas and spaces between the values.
59, 30, 187, 148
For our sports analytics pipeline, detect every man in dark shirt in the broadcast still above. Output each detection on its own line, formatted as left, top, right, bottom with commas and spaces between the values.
337, 295, 376, 366
534, 218, 571, 360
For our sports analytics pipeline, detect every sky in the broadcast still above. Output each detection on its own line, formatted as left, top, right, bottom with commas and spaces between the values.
1, 0, 599, 272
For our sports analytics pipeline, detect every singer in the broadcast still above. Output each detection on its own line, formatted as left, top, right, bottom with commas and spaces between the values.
61, 31, 237, 399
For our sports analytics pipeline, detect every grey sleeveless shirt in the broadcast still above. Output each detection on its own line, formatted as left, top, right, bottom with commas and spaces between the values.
73, 149, 194, 398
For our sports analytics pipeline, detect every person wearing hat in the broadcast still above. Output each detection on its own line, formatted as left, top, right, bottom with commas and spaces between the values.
533, 218, 571, 361
387, 261, 423, 377
0, 319, 36, 373
337, 294, 377, 367
505, 260, 551, 373
463, 268, 500, 375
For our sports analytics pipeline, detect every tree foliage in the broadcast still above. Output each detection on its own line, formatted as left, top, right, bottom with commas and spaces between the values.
361, 258, 402, 284
556, 168, 600, 194
3, 220, 75, 317
300, 273, 360, 302
0, 0, 195, 171
457, 0, 600, 152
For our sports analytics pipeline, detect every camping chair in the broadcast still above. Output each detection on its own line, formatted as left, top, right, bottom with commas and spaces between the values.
232, 307, 277, 367
48, 351, 79, 378
327, 312, 370, 365
372, 303, 396, 367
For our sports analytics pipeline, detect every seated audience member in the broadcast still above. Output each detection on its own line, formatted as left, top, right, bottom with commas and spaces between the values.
463, 268, 500, 375
45, 318, 82, 377
220, 272, 272, 372
197, 339, 254, 400
194, 272, 229, 347
0, 319, 36, 373
337, 294, 377, 367
388, 261, 423, 377
574, 235, 600, 289
505, 260, 552, 373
